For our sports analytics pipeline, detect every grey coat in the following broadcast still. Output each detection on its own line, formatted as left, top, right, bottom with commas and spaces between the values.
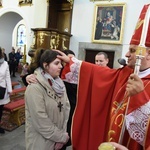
25, 68, 70, 150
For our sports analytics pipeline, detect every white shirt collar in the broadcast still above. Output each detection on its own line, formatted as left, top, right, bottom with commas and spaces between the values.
139, 68, 150, 78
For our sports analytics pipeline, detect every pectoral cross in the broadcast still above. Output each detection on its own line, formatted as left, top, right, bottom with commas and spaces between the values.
57, 102, 63, 112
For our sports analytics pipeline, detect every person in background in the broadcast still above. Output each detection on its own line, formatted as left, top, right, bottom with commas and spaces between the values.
25, 49, 70, 150
2, 48, 7, 62
8, 47, 16, 77
95, 51, 109, 67
0, 47, 12, 134
20, 62, 29, 77
21, 48, 48, 86
15, 47, 22, 72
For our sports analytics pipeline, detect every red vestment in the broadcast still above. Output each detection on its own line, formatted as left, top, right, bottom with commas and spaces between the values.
71, 62, 150, 150
130, 4, 150, 47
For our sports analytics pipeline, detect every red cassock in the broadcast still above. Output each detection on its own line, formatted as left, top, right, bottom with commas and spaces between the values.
71, 62, 150, 150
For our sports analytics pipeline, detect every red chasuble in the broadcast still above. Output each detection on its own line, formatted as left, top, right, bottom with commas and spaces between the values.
71, 62, 150, 150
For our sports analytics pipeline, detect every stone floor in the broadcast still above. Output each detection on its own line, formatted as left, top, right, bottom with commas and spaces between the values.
0, 124, 72, 150
0, 73, 72, 150
0, 125, 26, 150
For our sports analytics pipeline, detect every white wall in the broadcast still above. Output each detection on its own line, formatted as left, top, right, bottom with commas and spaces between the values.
0, 0, 47, 27
0, 12, 22, 55
0, 0, 149, 61
70, 0, 150, 59
0, 0, 48, 62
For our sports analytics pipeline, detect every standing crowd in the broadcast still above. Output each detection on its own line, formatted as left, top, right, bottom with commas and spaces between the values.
1, 46, 29, 77
8, 47, 23, 77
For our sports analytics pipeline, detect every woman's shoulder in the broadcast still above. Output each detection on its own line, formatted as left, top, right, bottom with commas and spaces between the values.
25, 84, 41, 97
1, 61, 8, 67
4, 60, 8, 64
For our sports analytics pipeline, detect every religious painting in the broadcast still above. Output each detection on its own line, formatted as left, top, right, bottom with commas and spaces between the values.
92, 3, 126, 44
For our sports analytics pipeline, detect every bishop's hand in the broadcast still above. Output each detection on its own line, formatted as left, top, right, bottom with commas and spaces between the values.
54, 50, 70, 63
126, 73, 144, 96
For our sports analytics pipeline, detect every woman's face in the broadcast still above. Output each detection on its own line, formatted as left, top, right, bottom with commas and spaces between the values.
45, 58, 62, 78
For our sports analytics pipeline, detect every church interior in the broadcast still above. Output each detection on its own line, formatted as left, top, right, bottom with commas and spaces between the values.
0, 0, 150, 150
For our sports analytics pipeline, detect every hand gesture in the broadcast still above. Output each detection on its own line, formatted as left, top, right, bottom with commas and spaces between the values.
54, 50, 70, 63
54, 133, 69, 150
126, 73, 144, 96
54, 142, 64, 150
26, 74, 37, 85
64, 133, 69, 144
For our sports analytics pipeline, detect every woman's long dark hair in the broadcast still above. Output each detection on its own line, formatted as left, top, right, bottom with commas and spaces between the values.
28, 49, 61, 73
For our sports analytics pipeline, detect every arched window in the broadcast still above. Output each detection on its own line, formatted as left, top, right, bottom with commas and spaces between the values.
17, 24, 26, 46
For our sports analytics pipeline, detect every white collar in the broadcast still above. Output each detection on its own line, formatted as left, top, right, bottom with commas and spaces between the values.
138, 68, 150, 78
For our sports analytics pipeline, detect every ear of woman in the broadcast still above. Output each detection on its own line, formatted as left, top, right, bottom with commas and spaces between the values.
43, 63, 48, 69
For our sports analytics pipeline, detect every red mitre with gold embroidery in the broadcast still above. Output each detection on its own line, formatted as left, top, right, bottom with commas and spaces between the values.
130, 4, 150, 47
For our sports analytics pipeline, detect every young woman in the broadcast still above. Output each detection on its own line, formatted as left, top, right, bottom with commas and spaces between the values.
0, 47, 12, 134
25, 49, 70, 150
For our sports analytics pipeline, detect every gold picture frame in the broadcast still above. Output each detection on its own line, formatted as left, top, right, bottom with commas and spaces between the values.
92, 3, 126, 44
19, 0, 32, 6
